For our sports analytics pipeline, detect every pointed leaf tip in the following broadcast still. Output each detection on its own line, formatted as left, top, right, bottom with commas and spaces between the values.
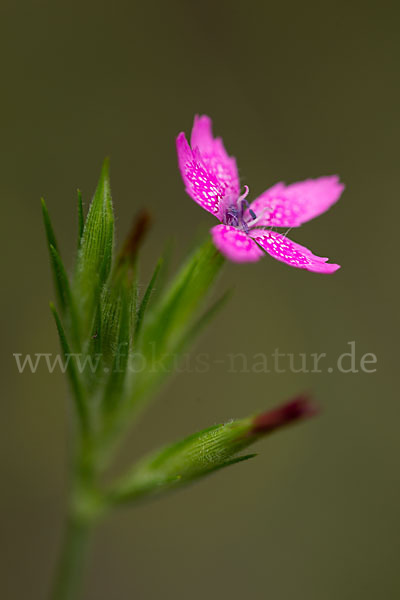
102, 156, 110, 173
41, 197, 59, 253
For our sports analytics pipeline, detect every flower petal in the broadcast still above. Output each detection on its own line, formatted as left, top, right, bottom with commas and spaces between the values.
176, 133, 224, 217
190, 115, 240, 201
211, 225, 263, 263
250, 230, 340, 273
246, 176, 344, 228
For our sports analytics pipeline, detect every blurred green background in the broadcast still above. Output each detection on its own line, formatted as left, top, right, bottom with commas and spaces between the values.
1, 0, 399, 598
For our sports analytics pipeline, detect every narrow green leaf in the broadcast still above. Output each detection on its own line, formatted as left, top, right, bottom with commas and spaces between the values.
139, 240, 218, 359
162, 239, 223, 321
102, 283, 131, 412
142, 257, 198, 354
50, 303, 89, 435
89, 306, 102, 356
125, 240, 225, 416
85, 255, 137, 400
41, 199, 80, 348
147, 239, 174, 306
142, 239, 224, 354
41, 198, 67, 314
81, 305, 104, 392
125, 258, 199, 411
48, 244, 69, 312
74, 159, 114, 336
100, 287, 123, 363
41, 197, 59, 253
77, 189, 84, 248
134, 257, 163, 341
48, 245, 81, 347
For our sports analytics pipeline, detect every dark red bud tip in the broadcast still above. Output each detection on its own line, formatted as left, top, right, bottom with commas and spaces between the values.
117, 209, 152, 266
251, 395, 318, 435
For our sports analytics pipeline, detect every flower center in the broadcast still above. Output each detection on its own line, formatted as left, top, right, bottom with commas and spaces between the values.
223, 186, 257, 233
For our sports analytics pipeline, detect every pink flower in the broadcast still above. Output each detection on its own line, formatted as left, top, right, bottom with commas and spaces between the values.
176, 115, 344, 272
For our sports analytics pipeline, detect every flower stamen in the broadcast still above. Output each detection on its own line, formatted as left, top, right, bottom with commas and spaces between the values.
238, 185, 250, 203
246, 206, 272, 228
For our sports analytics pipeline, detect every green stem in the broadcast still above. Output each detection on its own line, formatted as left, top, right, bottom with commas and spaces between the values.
50, 436, 102, 600
50, 507, 93, 600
